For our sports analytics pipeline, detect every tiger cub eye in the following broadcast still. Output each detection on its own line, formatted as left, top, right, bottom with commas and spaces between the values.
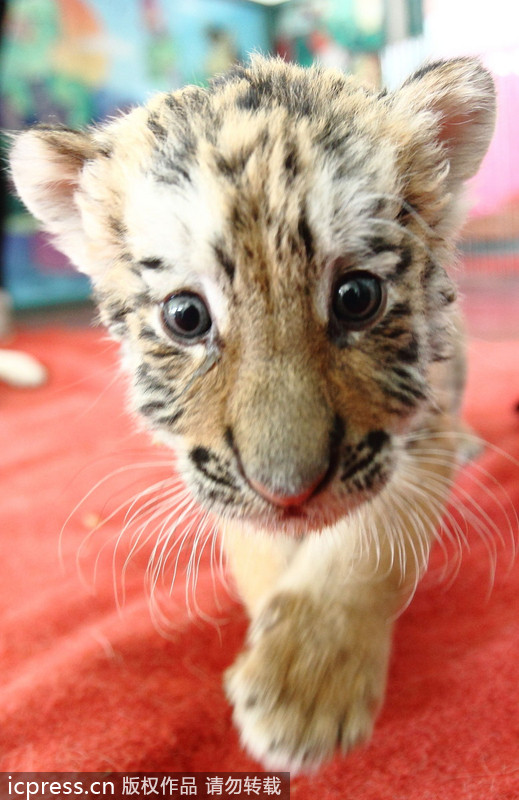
161, 292, 212, 342
332, 271, 385, 330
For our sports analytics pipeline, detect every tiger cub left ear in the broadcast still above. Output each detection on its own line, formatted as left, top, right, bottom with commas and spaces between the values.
9, 126, 98, 272
395, 57, 496, 186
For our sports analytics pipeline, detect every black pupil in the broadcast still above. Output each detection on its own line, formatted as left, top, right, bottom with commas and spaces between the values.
163, 294, 211, 338
175, 301, 201, 332
334, 274, 381, 321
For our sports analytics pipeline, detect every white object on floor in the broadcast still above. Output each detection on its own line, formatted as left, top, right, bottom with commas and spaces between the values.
0, 349, 48, 388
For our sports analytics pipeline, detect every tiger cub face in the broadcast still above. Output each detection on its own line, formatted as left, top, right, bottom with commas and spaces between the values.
10, 57, 495, 536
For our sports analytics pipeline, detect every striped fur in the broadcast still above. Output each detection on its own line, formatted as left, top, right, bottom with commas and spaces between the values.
10, 56, 496, 771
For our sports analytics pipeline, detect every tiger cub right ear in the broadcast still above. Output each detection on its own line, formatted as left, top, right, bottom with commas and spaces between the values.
394, 57, 496, 188
9, 126, 97, 272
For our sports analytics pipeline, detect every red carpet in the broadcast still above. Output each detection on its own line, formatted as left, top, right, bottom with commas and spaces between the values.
1, 326, 518, 798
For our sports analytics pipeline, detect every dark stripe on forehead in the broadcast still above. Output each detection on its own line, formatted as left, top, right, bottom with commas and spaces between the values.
298, 211, 314, 261
215, 150, 253, 181
284, 145, 300, 182
315, 119, 353, 153
231, 202, 247, 232
213, 241, 236, 282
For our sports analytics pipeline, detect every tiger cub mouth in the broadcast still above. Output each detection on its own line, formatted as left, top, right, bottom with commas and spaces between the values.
187, 426, 395, 536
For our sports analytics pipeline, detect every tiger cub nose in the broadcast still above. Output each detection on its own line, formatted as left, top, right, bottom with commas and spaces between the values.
247, 472, 326, 508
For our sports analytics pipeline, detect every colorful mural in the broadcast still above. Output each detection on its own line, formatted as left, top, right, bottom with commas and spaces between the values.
1, 0, 270, 308
274, 0, 422, 88
275, 0, 386, 69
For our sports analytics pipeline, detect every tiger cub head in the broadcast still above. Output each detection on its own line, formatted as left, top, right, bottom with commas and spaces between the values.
10, 56, 495, 535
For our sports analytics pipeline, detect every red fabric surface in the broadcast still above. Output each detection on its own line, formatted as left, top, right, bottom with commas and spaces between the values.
1, 326, 518, 798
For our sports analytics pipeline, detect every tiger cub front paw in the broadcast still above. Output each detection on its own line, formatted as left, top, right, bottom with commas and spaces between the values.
225, 592, 391, 773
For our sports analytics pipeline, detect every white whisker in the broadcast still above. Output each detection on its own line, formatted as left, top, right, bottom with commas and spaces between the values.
414, 451, 516, 555
60, 458, 176, 563
117, 487, 194, 610
398, 466, 468, 586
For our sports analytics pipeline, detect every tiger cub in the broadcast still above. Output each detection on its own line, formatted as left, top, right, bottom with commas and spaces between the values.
10, 56, 495, 772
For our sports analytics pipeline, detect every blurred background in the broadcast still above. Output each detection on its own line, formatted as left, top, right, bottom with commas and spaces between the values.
1, 4, 518, 779
0, 0, 518, 336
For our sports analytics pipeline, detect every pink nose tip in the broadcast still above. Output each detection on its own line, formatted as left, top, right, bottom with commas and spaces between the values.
248, 474, 324, 508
